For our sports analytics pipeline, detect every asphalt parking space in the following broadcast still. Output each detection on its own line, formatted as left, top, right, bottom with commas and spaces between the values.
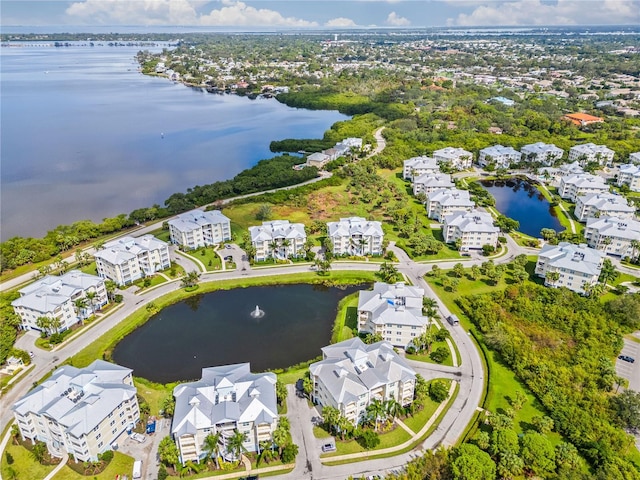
616, 339, 640, 390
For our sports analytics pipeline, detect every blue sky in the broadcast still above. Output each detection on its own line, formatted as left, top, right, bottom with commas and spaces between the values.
2, 1, 639, 28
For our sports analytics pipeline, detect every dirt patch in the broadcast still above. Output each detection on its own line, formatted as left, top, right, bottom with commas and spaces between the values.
307, 191, 344, 220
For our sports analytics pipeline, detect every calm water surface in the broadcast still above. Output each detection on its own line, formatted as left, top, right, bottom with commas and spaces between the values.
111, 283, 364, 383
1, 44, 347, 239
481, 178, 562, 237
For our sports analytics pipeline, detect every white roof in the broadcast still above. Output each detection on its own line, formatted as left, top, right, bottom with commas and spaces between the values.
522, 142, 563, 154
328, 217, 383, 238
538, 242, 604, 275
586, 216, 640, 241
570, 143, 614, 156
433, 147, 472, 160
310, 338, 415, 406
414, 173, 454, 188
12, 360, 135, 438
444, 210, 499, 234
249, 220, 306, 243
358, 282, 426, 328
479, 145, 520, 157
428, 188, 475, 208
578, 193, 633, 213
562, 173, 608, 189
559, 161, 584, 174
13, 270, 103, 313
172, 363, 277, 437
620, 164, 640, 177
94, 234, 168, 265
404, 156, 438, 170
168, 210, 230, 233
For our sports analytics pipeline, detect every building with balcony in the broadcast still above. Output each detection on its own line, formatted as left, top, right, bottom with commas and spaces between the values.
443, 210, 499, 252
327, 217, 384, 256
248, 220, 307, 261
432, 147, 473, 171
12, 270, 107, 334
309, 338, 416, 426
356, 282, 428, 348
12, 360, 139, 463
585, 216, 640, 259
630, 152, 640, 164
402, 156, 439, 180
617, 164, 640, 192
574, 192, 635, 221
171, 363, 278, 465
535, 242, 605, 294
559, 173, 609, 202
412, 173, 455, 196
94, 235, 170, 286
521, 142, 564, 165
426, 189, 475, 222
478, 145, 521, 169
169, 210, 231, 249
568, 143, 615, 166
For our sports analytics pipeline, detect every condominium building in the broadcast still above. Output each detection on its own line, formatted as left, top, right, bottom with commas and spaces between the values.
568, 143, 615, 166
248, 220, 307, 261
168, 210, 231, 249
521, 142, 564, 166
309, 338, 416, 425
535, 242, 605, 294
12, 360, 139, 462
617, 164, 640, 192
574, 193, 635, 222
558, 173, 609, 202
559, 161, 585, 176
585, 216, 640, 259
327, 217, 384, 256
171, 364, 278, 465
357, 282, 428, 348
402, 156, 439, 180
630, 152, 640, 165
426, 189, 475, 222
478, 145, 521, 169
94, 235, 170, 286
432, 147, 473, 170
12, 270, 108, 334
443, 210, 500, 252
412, 173, 455, 196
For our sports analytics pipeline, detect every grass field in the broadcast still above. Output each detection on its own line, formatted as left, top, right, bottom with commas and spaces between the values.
52, 452, 135, 480
1, 441, 56, 480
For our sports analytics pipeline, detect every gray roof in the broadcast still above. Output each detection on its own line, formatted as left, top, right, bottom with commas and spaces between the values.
358, 282, 427, 328
577, 193, 634, 213
521, 142, 564, 155
168, 210, 230, 233
562, 173, 608, 189
620, 164, 640, 178
172, 363, 277, 438
404, 156, 438, 170
428, 189, 475, 208
12, 360, 135, 438
586, 216, 640, 242
249, 220, 306, 243
444, 210, 499, 234
327, 217, 383, 238
12, 270, 103, 313
310, 338, 415, 406
479, 145, 520, 157
570, 143, 614, 156
433, 147, 472, 160
413, 173, 454, 188
94, 234, 168, 265
559, 161, 584, 175
538, 242, 605, 276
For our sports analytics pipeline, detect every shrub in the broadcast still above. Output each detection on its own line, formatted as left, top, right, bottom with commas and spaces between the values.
49, 333, 64, 344
434, 329, 449, 342
430, 346, 450, 364
357, 430, 380, 450
114, 294, 124, 303
158, 464, 168, 480
5, 452, 14, 465
99, 450, 114, 462
429, 380, 449, 402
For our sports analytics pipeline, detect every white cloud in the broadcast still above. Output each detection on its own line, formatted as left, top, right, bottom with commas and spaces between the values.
449, 0, 640, 26
325, 17, 358, 27
386, 11, 410, 25
66, 0, 318, 26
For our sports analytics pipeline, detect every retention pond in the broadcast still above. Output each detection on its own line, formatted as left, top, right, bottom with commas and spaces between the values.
112, 283, 364, 383
480, 178, 562, 237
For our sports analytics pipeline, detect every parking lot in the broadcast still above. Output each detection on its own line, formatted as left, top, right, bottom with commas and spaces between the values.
616, 338, 640, 391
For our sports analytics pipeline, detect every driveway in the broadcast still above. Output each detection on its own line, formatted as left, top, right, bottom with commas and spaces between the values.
617, 338, 640, 391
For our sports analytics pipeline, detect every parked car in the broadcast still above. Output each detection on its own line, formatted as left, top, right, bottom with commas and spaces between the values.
619, 355, 635, 363
29, 351, 34, 358
321, 442, 336, 453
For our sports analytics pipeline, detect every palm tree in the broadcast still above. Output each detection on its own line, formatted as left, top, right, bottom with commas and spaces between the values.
74, 298, 88, 324
104, 280, 117, 302
385, 398, 403, 421
336, 415, 353, 441
226, 430, 247, 464
422, 298, 438, 323
272, 423, 289, 456
281, 238, 291, 258
36, 316, 53, 336
630, 239, 640, 261
545, 271, 560, 288
10, 424, 20, 445
85, 291, 98, 315
366, 398, 386, 432
322, 406, 340, 435
268, 241, 279, 261
202, 432, 222, 468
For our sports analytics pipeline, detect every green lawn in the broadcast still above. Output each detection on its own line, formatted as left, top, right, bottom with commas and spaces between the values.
402, 379, 451, 433
80, 262, 98, 276
332, 293, 359, 343
1, 442, 56, 480
405, 324, 455, 367
151, 228, 171, 243
133, 274, 167, 290
183, 247, 223, 272
323, 425, 412, 457
52, 452, 134, 480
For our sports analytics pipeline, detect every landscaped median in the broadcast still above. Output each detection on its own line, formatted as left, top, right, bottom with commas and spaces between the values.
319, 379, 459, 465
